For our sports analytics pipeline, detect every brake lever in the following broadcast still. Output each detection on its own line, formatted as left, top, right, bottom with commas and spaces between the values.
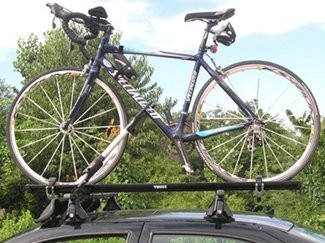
51, 16, 57, 29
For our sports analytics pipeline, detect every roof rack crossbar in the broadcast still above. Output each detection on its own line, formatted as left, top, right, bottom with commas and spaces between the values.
29, 178, 302, 226
26, 181, 302, 194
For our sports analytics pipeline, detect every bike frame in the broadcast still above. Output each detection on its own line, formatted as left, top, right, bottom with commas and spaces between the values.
66, 25, 256, 144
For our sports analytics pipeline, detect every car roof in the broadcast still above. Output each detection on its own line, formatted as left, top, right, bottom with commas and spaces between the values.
81, 209, 294, 231
7, 209, 325, 243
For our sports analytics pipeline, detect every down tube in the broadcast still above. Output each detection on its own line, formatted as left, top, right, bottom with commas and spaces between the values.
116, 77, 173, 138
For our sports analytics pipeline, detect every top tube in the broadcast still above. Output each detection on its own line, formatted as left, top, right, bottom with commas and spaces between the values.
112, 45, 197, 61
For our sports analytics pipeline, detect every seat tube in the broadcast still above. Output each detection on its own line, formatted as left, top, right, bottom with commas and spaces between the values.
179, 25, 211, 128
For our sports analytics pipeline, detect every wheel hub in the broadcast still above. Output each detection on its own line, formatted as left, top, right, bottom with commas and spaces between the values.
59, 122, 75, 135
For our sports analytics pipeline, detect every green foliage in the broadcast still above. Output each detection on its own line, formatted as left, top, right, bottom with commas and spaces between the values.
0, 209, 35, 241
14, 30, 84, 81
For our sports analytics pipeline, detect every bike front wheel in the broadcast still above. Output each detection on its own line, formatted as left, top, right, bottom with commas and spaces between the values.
192, 60, 320, 182
7, 68, 128, 185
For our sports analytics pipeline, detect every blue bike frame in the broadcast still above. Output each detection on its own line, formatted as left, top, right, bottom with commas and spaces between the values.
65, 26, 256, 145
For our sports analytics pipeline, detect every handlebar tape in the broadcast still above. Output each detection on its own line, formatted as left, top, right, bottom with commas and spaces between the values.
47, 3, 90, 45
62, 12, 91, 45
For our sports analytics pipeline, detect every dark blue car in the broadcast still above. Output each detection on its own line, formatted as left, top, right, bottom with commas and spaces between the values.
5, 181, 325, 242
5, 209, 325, 242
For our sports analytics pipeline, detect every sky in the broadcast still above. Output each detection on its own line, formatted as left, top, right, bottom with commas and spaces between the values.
1, 0, 325, 114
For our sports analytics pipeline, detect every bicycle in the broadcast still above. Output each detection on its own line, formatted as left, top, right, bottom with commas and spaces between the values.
6, 3, 320, 185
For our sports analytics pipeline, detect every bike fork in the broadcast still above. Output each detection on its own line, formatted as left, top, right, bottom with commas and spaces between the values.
62, 63, 97, 131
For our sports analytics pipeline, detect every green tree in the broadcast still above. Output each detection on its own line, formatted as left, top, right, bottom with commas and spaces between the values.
0, 79, 28, 211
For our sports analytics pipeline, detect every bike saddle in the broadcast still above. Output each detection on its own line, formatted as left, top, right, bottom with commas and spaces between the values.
184, 8, 235, 22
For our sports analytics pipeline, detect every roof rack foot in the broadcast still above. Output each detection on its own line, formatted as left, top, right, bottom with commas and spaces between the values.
64, 194, 89, 223
103, 193, 121, 211
204, 189, 234, 227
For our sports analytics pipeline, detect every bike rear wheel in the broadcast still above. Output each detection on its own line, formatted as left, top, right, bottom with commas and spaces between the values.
6, 68, 128, 185
192, 60, 320, 182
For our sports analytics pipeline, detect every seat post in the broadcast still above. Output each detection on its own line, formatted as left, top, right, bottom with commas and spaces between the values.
198, 21, 217, 54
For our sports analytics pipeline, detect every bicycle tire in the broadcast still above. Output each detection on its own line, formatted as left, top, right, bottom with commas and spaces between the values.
6, 68, 128, 185
192, 60, 320, 182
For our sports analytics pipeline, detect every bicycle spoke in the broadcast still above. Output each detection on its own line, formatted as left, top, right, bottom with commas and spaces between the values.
69, 76, 76, 112
267, 118, 311, 131
72, 132, 102, 155
224, 77, 239, 96
14, 112, 59, 128
75, 107, 116, 126
262, 132, 297, 160
218, 132, 247, 166
19, 132, 60, 149
40, 84, 63, 121
261, 132, 268, 177
202, 101, 246, 120
58, 134, 66, 182
16, 127, 58, 132
74, 125, 119, 130
249, 130, 255, 179
262, 92, 305, 123
68, 135, 78, 180
199, 116, 245, 121
262, 133, 284, 171
263, 127, 306, 146
74, 130, 111, 144
254, 74, 261, 112
207, 131, 247, 152
261, 84, 291, 120
233, 132, 249, 175
56, 75, 65, 119
74, 92, 108, 124
26, 132, 61, 165
70, 135, 90, 166
26, 96, 60, 124
41, 135, 65, 176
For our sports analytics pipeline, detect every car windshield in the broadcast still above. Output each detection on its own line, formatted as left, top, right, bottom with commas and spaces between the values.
291, 225, 325, 242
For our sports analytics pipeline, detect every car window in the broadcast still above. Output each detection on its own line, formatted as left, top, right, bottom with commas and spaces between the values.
46, 235, 126, 243
151, 234, 250, 243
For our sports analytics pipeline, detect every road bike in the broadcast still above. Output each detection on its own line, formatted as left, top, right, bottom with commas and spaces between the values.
6, 3, 320, 185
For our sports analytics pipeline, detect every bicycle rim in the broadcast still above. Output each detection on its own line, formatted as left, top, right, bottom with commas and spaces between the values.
192, 60, 320, 182
7, 68, 127, 185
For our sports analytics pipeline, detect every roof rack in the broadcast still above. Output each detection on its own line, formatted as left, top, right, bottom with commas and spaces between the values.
26, 176, 302, 227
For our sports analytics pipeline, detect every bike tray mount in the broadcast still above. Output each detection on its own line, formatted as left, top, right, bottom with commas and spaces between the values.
26, 177, 302, 226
